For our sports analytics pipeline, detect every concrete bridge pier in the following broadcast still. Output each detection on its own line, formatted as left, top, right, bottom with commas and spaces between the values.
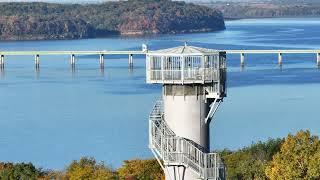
240, 64, 245, 72
35, 54, 40, 69
128, 54, 133, 68
100, 66, 105, 76
278, 53, 283, 66
99, 54, 104, 68
0, 65, 4, 79
240, 53, 245, 67
35, 66, 40, 79
0, 55, 4, 69
70, 54, 76, 67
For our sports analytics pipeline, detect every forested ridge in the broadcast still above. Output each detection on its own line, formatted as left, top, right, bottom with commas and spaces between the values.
0, 0, 225, 40
204, 0, 320, 19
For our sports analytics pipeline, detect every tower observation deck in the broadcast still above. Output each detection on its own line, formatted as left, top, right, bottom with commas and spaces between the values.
147, 45, 227, 180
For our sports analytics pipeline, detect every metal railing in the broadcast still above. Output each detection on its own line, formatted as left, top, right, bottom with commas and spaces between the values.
149, 100, 225, 180
147, 68, 220, 83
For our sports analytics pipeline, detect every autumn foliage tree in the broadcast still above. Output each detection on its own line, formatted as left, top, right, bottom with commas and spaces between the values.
266, 130, 320, 180
0, 0, 225, 40
117, 159, 164, 180
1, 130, 320, 180
65, 157, 117, 180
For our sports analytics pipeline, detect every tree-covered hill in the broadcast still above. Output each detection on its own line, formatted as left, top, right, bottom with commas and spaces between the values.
0, 0, 225, 40
204, 0, 320, 19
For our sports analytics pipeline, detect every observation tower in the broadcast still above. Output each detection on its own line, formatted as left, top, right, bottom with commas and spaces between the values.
147, 44, 227, 180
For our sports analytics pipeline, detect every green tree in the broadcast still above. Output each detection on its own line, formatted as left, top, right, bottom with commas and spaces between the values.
65, 157, 117, 180
117, 159, 164, 180
266, 130, 320, 180
0, 162, 42, 180
222, 138, 283, 180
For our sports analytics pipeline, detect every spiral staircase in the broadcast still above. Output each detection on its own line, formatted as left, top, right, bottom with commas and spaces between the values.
149, 100, 226, 180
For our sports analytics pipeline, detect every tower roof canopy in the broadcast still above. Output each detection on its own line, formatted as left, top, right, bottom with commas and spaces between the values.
149, 45, 220, 56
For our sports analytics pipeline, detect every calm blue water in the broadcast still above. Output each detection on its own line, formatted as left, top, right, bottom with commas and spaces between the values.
0, 18, 319, 170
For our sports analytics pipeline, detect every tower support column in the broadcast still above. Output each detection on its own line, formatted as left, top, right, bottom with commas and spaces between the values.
163, 85, 212, 180
163, 85, 210, 150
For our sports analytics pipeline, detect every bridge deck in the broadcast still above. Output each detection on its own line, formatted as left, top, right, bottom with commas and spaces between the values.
0, 50, 145, 55
0, 49, 319, 55
225, 50, 320, 54
0, 49, 319, 68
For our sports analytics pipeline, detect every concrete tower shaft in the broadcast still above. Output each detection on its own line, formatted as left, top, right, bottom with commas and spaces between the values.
163, 85, 212, 151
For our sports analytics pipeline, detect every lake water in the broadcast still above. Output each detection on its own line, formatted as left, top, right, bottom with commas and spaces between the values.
0, 18, 319, 170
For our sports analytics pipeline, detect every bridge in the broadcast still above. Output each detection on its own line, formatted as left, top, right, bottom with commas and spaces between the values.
0, 48, 319, 69
0, 50, 146, 69
225, 49, 320, 66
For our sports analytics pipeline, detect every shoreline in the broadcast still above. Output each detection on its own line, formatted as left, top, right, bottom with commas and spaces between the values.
0, 28, 227, 42
225, 15, 320, 21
